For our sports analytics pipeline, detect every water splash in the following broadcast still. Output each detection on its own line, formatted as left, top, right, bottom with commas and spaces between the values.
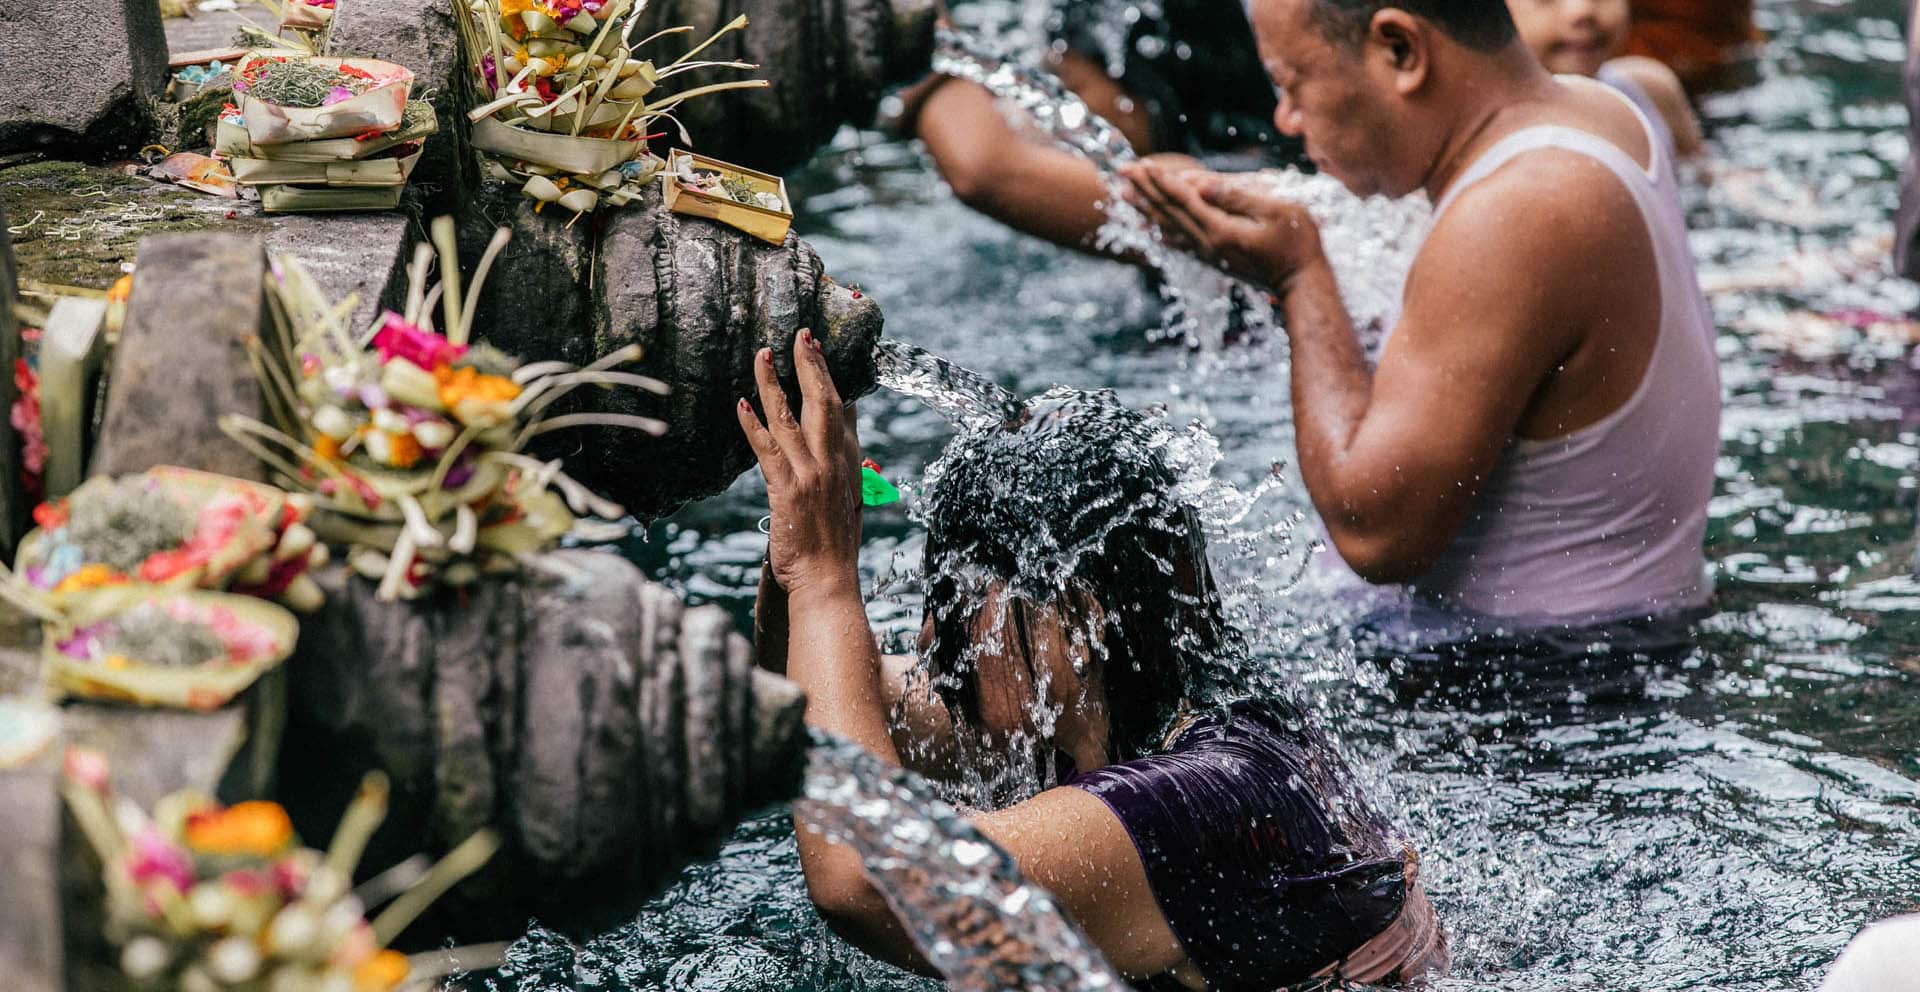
932, 28, 1137, 174
794, 734, 1130, 992
870, 350, 1323, 803
933, 27, 1263, 347
929, 27, 1429, 349
873, 338, 1024, 433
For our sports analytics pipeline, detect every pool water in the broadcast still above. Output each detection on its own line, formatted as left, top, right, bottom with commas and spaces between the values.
491, 1, 1920, 989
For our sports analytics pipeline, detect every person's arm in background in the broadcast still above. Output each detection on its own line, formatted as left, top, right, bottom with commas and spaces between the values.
738, 332, 1188, 983
1896, 0, 1920, 279
915, 75, 1127, 250
898, 45, 1197, 260
1605, 55, 1704, 158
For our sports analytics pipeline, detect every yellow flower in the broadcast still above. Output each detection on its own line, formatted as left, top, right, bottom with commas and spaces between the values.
54, 564, 127, 595
352, 949, 410, 992
184, 801, 295, 857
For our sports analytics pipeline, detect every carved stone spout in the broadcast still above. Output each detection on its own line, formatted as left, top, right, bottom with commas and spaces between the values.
458, 182, 884, 521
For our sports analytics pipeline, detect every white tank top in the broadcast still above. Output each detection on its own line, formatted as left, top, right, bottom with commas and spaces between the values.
1404, 86, 1721, 625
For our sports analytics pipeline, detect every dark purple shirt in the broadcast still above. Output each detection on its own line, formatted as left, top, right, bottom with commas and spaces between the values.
1064, 702, 1409, 990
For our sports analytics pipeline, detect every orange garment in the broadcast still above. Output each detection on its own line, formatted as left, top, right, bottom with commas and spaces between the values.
1625, 0, 1761, 88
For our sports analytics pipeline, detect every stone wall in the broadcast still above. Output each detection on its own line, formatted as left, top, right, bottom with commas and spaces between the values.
0, 0, 169, 155
284, 552, 805, 940
462, 182, 883, 520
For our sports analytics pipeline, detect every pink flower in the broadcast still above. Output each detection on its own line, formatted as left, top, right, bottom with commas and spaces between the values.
223, 868, 275, 898
272, 856, 311, 898
372, 312, 465, 371
12, 358, 46, 483
127, 827, 195, 896
63, 748, 111, 792
322, 86, 355, 106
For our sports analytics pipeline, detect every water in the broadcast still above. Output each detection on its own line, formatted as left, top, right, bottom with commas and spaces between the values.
491, 1, 1920, 989
793, 736, 1125, 992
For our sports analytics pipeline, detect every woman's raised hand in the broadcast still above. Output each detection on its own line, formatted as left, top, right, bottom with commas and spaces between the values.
736, 329, 863, 598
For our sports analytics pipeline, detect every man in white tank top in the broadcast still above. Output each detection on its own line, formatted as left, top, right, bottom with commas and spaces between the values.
1120, 0, 1721, 628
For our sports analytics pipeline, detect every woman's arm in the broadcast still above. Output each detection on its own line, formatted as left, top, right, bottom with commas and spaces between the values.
737, 332, 1187, 982
737, 332, 926, 968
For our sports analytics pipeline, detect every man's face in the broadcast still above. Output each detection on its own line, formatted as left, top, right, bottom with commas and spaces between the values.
1252, 0, 1418, 197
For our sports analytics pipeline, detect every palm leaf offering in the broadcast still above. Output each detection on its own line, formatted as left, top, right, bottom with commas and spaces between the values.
41, 586, 299, 711
15, 466, 326, 613
233, 54, 413, 146
61, 759, 498, 991
221, 216, 670, 600
452, 0, 770, 218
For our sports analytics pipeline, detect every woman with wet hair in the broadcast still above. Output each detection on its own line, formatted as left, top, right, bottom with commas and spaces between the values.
741, 331, 1445, 990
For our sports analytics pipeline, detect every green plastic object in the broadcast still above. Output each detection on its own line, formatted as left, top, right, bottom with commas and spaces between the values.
861, 465, 901, 507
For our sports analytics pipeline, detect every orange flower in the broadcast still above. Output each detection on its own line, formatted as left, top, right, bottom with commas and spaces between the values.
54, 564, 127, 595
352, 949, 410, 992
184, 801, 295, 857
314, 434, 343, 463
435, 366, 521, 426
385, 432, 422, 469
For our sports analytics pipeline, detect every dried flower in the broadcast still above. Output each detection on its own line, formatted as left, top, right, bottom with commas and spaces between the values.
62, 477, 197, 573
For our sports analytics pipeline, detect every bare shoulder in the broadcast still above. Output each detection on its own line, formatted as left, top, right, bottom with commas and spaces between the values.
1605, 56, 1705, 155
1607, 55, 1691, 110
1417, 151, 1643, 295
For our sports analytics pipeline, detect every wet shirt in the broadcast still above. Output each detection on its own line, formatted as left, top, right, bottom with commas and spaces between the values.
1051, 0, 1305, 164
1062, 701, 1410, 990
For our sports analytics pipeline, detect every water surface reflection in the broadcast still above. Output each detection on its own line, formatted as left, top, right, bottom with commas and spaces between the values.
496, 1, 1920, 988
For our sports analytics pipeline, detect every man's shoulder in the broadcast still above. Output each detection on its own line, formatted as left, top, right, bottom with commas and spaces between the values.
1426, 148, 1642, 258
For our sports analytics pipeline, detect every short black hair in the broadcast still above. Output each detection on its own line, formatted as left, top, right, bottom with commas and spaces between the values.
1307, 0, 1519, 52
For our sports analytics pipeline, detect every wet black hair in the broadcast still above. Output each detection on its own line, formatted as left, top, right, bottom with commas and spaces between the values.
1307, 0, 1519, 53
918, 388, 1233, 762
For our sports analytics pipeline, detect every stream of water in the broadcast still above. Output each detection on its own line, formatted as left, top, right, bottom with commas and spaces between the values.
488, 1, 1920, 989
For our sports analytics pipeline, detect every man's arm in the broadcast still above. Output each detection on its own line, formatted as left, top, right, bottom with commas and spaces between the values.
1122, 154, 1644, 581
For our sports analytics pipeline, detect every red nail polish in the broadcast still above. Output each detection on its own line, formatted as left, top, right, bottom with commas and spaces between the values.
759, 348, 773, 365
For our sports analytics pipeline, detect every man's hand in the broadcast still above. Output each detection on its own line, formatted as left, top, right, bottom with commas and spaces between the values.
736, 329, 863, 598
1118, 160, 1327, 290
